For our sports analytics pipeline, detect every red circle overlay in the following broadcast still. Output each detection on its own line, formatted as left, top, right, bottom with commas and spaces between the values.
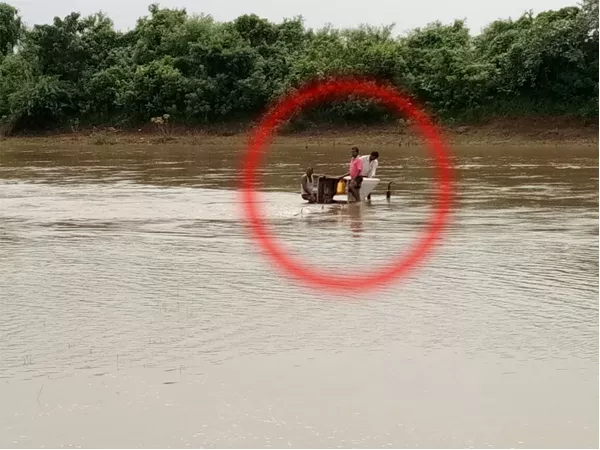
239, 77, 455, 294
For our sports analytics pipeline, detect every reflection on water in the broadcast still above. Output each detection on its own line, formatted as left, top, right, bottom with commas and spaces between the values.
0, 143, 598, 448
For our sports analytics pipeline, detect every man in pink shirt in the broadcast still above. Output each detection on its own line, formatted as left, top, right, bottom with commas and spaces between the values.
340, 146, 363, 202
350, 153, 363, 177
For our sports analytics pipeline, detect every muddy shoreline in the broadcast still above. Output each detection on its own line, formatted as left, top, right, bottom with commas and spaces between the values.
2, 117, 598, 148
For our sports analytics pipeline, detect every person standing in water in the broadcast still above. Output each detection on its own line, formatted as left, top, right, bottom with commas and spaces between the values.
301, 167, 316, 203
339, 146, 363, 203
360, 151, 379, 178
359, 151, 379, 200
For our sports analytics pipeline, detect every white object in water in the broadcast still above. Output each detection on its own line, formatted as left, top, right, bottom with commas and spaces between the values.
341, 176, 380, 201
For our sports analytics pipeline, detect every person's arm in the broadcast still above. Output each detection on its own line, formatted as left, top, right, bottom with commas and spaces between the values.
369, 160, 378, 178
301, 175, 311, 193
339, 158, 354, 179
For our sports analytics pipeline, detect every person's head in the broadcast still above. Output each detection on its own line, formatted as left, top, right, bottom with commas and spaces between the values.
306, 167, 314, 176
369, 151, 379, 162
351, 146, 360, 158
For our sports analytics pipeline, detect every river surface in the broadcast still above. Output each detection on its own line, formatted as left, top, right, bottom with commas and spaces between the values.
0, 142, 598, 448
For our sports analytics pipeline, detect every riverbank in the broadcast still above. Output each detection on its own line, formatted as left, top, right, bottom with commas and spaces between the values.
2, 117, 598, 148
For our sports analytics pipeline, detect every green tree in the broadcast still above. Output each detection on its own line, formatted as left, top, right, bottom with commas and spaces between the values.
0, 2, 21, 57
475, 7, 597, 116
0, 3, 597, 134
396, 20, 493, 118
132, 3, 188, 64
127, 56, 187, 119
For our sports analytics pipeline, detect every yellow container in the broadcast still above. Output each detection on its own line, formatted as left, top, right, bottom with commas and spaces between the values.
336, 180, 346, 195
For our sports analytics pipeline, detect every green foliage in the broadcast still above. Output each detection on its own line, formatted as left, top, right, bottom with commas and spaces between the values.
0, 2, 22, 57
475, 2, 598, 116
400, 20, 494, 117
0, 1, 597, 134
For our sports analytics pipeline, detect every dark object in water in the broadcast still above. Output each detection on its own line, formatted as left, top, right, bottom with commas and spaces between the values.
316, 176, 340, 203
310, 176, 352, 204
311, 175, 387, 204
386, 182, 393, 200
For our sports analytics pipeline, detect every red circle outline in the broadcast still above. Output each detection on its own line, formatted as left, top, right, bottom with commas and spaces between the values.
239, 77, 455, 294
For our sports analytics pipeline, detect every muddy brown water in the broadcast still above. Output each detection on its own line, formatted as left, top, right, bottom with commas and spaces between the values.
0, 143, 598, 448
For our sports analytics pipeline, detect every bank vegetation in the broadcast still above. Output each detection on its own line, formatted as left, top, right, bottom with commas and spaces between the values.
0, 1, 597, 140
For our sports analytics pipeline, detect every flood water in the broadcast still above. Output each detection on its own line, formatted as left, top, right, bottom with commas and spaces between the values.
0, 142, 598, 448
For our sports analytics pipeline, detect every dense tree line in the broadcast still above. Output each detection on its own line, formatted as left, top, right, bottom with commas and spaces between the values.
0, 1, 597, 134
